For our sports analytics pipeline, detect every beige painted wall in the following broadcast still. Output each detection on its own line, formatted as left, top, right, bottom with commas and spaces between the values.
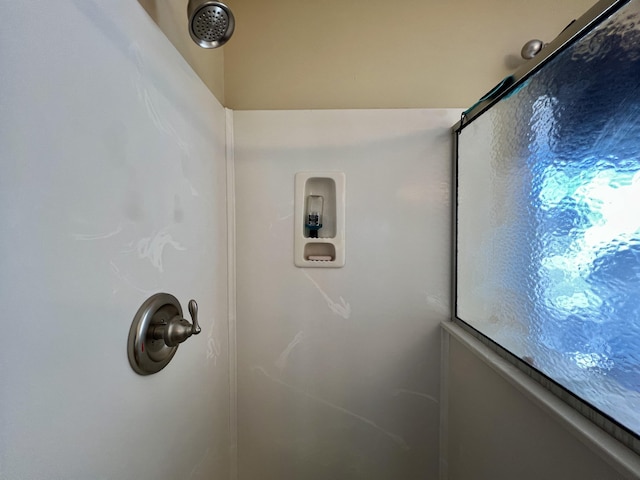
138, 0, 225, 104
224, 0, 596, 109
138, 0, 595, 109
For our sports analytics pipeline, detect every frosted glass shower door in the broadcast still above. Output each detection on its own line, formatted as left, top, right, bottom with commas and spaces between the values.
455, 0, 640, 445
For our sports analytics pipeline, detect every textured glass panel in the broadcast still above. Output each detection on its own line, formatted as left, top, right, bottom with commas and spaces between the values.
457, 1, 640, 436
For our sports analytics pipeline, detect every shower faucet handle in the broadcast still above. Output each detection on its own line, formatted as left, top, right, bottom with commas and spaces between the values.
188, 299, 201, 335
152, 299, 201, 347
128, 294, 203, 375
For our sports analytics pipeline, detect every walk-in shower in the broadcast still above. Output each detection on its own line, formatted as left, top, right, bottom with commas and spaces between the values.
187, 0, 235, 48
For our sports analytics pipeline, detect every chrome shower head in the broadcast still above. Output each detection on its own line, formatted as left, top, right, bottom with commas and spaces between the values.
188, 0, 235, 49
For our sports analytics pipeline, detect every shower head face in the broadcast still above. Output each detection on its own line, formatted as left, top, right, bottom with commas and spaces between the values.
188, 1, 235, 49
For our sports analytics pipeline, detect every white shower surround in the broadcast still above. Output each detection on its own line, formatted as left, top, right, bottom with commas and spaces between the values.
233, 108, 459, 480
0, 2, 230, 479
1, 1, 639, 480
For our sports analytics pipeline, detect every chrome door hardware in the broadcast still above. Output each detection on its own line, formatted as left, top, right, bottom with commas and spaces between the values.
127, 293, 201, 375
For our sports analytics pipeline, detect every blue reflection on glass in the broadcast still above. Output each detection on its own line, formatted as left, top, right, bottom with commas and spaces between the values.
457, 1, 640, 435
524, 11, 640, 392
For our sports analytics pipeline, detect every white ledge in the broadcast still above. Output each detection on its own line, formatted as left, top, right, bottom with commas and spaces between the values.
441, 320, 640, 480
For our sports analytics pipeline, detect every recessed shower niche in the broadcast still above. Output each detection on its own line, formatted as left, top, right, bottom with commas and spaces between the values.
294, 172, 345, 267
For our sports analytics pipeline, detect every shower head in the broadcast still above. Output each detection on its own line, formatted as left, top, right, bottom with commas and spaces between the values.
521, 39, 545, 60
187, 0, 235, 49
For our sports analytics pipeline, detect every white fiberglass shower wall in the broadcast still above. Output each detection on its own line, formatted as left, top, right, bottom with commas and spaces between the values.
233, 109, 459, 480
231, 106, 640, 479
0, 2, 230, 479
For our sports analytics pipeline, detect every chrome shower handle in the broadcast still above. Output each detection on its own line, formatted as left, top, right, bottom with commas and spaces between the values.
188, 299, 201, 335
128, 294, 204, 375
151, 299, 201, 347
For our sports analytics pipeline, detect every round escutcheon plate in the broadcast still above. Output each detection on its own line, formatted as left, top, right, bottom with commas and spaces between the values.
128, 293, 182, 375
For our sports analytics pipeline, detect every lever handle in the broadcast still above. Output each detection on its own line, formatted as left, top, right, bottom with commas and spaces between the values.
188, 299, 201, 335
151, 298, 201, 347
